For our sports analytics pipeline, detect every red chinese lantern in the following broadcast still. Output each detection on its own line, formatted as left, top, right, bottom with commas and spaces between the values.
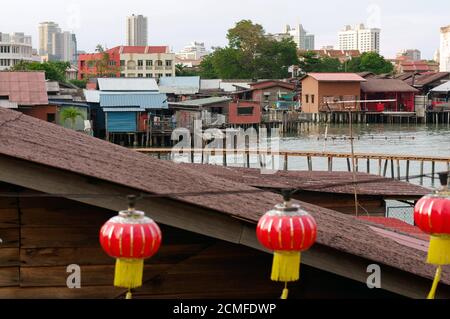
414, 172, 450, 299
257, 192, 317, 299
99, 196, 162, 299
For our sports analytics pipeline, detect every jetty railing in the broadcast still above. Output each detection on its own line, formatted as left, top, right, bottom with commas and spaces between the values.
135, 148, 450, 186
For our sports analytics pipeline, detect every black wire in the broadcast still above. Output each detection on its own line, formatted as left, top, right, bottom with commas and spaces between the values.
0, 170, 446, 199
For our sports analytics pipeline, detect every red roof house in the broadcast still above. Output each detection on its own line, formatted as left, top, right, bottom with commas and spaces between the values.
0, 72, 48, 106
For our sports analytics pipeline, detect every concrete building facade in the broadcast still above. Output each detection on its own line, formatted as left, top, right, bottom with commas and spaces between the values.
38, 22, 77, 64
440, 25, 450, 72
397, 49, 421, 61
78, 46, 175, 80
176, 42, 209, 60
127, 14, 148, 46
284, 24, 315, 50
338, 24, 380, 53
0, 32, 39, 70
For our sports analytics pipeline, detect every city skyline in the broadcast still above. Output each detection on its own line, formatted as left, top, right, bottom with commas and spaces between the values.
1, 0, 449, 59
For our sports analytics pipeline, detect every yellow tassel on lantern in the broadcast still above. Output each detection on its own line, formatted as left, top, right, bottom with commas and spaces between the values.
114, 259, 144, 289
427, 235, 450, 265
271, 251, 301, 282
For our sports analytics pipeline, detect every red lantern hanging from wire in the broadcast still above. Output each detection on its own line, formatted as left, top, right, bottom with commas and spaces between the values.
99, 195, 162, 299
414, 172, 450, 299
256, 191, 317, 299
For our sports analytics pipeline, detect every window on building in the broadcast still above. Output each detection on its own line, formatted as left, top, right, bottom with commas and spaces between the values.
138, 73, 143, 78
311, 95, 315, 104
145, 74, 152, 78
237, 107, 254, 116
146, 60, 153, 67
120, 60, 125, 67
108, 61, 116, 66
120, 73, 125, 78
46, 113, 56, 123
305, 95, 309, 103
156, 60, 163, 67
165, 60, 172, 67
165, 73, 172, 77
138, 60, 143, 66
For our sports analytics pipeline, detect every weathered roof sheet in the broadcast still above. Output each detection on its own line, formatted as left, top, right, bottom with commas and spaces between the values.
361, 79, 419, 93
0, 71, 48, 105
98, 78, 159, 92
431, 80, 450, 93
249, 80, 295, 91
45, 81, 60, 93
102, 108, 143, 112
0, 107, 446, 285
169, 96, 231, 107
180, 165, 428, 197
406, 72, 450, 87
83, 89, 100, 103
307, 73, 366, 82
159, 76, 200, 95
100, 93, 168, 109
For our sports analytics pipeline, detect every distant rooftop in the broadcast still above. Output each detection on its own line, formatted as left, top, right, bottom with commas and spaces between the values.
169, 96, 231, 107
97, 78, 159, 92
0, 71, 48, 106
307, 73, 366, 82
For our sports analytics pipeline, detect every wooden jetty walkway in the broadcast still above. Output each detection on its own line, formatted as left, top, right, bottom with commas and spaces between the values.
135, 148, 450, 186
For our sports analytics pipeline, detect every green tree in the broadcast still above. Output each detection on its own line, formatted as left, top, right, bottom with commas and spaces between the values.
199, 20, 299, 79
69, 79, 88, 88
347, 52, 393, 74
92, 52, 119, 78
60, 107, 84, 130
199, 54, 219, 79
95, 44, 105, 53
12, 61, 70, 82
227, 20, 265, 52
298, 51, 342, 73
175, 64, 200, 77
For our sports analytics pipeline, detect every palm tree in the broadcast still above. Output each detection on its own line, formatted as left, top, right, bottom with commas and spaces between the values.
60, 107, 85, 130
95, 44, 105, 53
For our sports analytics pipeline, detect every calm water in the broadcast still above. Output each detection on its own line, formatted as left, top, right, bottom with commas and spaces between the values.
278, 124, 450, 190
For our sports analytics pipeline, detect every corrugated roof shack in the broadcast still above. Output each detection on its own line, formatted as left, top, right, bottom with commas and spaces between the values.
86, 78, 169, 147
301, 73, 366, 113
169, 97, 231, 130
361, 79, 419, 112
0, 108, 449, 299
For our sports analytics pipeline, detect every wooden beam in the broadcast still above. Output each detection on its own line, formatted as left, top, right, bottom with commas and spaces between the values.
0, 155, 447, 298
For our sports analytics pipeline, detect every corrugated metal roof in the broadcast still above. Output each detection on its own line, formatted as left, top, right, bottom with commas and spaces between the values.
103, 108, 143, 112
46, 81, 60, 93
169, 96, 231, 107
200, 79, 221, 90
431, 80, 450, 93
98, 78, 159, 92
100, 93, 168, 109
83, 90, 101, 103
159, 76, 200, 94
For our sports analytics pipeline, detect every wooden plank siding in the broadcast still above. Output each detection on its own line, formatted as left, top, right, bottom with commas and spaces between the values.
0, 196, 20, 288
0, 188, 400, 299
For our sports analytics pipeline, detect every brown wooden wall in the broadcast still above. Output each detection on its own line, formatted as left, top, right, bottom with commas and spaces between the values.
294, 191, 386, 216
0, 183, 399, 299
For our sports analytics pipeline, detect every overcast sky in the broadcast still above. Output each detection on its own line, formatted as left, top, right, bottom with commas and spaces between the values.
1, 0, 449, 59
